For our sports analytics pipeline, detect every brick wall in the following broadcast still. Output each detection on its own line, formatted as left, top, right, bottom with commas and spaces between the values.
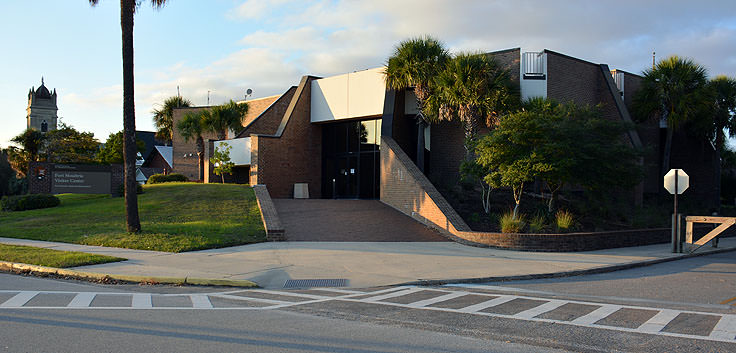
171, 107, 218, 180
249, 76, 323, 198
238, 87, 297, 137
380, 135, 471, 235
381, 137, 730, 251
241, 95, 280, 128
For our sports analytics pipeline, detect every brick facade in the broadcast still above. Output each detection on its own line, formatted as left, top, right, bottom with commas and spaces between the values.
238, 87, 297, 138
249, 76, 323, 198
171, 107, 219, 180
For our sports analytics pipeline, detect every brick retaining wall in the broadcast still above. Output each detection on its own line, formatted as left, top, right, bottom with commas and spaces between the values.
379, 136, 728, 251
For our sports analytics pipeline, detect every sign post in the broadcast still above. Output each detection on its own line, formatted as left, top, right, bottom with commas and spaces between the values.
664, 169, 689, 253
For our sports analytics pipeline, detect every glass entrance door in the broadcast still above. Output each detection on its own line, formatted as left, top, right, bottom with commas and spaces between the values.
322, 119, 381, 199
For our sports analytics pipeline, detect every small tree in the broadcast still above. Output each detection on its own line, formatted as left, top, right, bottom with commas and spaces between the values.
211, 143, 234, 184
475, 99, 642, 218
97, 131, 146, 164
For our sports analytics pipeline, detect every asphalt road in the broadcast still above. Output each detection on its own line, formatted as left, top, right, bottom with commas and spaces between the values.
0, 252, 734, 352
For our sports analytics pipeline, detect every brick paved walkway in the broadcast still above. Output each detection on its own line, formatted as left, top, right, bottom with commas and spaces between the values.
272, 199, 449, 242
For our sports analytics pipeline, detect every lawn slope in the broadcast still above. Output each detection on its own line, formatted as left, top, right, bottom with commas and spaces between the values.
0, 183, 265, 252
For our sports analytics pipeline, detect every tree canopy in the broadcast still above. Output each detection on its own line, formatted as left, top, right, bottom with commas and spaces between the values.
474, 99, 642, 217
97, 131, 146, 165
152, 95, 192, 144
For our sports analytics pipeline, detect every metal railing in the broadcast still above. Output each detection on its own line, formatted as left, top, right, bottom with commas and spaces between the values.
611, 70, 625, 98
522, 52, 545, 77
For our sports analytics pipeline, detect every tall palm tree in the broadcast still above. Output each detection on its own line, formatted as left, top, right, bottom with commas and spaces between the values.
152, 95, 192, 144
430, 53, 519, 159
384, 36, 449, 172
177, 112, 205, 181
709, 75, 736, 209
202, 100, 248, 140
633, 56, 710, 178
88, 0, 168, 233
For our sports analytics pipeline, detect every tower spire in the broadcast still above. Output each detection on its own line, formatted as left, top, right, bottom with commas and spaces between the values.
41, 76, 44, 85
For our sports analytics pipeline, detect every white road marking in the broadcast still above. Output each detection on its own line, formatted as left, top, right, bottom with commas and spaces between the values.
0, 291, 39, 308
710, 314, 736, 341
571, 304, 622, 325
457, 295, 516, 313
360, 288, 418, 302
638, 309, 681, 333
406, 291, 468, 308
132, 293, 152, 308
514, 299, 566, 319
67, 292, 96, 308
1, 286, 734, 344
190, 294, 213, 309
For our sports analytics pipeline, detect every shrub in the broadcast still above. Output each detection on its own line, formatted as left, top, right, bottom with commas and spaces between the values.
1, 194, 60, 211
500, 211, 525, 233
556, 210, 576, 232
528, 213, 548, 233
147, 173, 188, 184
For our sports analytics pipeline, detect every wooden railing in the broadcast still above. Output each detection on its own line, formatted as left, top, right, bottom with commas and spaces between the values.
684, 216, 735, 253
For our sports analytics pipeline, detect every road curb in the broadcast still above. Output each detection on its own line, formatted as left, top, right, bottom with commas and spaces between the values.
0, 261, 258, 288
401, 246, 736, 287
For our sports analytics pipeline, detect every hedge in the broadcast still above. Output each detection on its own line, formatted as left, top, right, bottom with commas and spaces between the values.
147, 173, 188, 184
1, 194, 60, 212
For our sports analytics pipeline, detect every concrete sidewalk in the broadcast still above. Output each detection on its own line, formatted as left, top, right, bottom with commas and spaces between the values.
2, 236, 734, 289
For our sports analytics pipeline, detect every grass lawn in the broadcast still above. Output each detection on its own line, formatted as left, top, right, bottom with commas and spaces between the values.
0, 183, 266, 252
0, 243, 124, 268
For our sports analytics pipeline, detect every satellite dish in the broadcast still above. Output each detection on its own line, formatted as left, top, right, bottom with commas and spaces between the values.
246, 88, 253, 95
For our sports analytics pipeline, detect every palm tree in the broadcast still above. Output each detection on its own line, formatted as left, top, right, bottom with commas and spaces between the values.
384, 36, 449, 172
152, 95, 192, 144
202, 100, 248, 140
177, 112, 205, 181
633, 56, 711, 178
709, 75, 736, 209
88, 0, 168, 233
430, 53, 519, 159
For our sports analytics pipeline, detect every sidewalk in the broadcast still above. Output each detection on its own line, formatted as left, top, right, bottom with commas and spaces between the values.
2, 236, 734, 289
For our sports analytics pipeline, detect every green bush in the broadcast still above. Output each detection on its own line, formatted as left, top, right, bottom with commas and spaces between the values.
1, 194, 60, 212
500, 212, 525, 233
555, 210, 576, 232
147, 173, 188, 184
528, 213, 548, 233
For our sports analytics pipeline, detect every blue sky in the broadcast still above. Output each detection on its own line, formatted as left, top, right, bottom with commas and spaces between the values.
2, 0, 736, 147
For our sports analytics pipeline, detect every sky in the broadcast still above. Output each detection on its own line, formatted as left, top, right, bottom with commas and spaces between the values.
1, 0, 735, 147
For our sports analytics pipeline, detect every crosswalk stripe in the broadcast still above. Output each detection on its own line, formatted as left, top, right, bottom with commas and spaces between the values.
638, 309, 680, 333
0, 291, 38, 308
406, 291, 468, 308
571, 304, 622, 325
514, 299, 566, 319
709, 314, 736, 340
132, 293, 152, 308
457, 295, 516, 313
212, 293, 292, 305
190, 294, 213, 309
67, 293, 96, 308
361, 288, 418, 302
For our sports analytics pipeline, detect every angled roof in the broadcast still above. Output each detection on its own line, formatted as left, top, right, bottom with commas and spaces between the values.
153, 145, 173, 168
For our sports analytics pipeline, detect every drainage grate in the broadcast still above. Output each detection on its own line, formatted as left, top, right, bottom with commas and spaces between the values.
283, 279, 348, 289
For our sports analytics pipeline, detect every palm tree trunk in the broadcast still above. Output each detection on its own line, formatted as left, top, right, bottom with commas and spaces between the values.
661, 127, 673, 179
121, 0, 140, 233
196, 137, 204, 181
715, 132, 724, 212
416, 118, 425, 173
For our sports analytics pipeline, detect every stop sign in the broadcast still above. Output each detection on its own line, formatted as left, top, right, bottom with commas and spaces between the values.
663, 169, 689, 195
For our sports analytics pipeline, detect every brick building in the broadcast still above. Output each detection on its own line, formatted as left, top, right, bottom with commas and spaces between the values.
169, 49, 718, 230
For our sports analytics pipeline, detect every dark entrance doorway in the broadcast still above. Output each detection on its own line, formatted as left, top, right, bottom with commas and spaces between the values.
322, 119, 381, 199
